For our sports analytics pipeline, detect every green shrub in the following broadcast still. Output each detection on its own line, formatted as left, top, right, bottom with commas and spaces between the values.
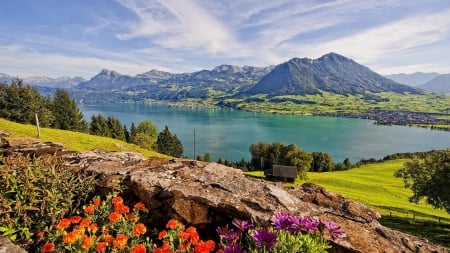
0, 155, 96, 244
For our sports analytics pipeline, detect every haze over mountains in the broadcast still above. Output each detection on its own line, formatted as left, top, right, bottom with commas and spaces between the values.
2, 53, 449, 103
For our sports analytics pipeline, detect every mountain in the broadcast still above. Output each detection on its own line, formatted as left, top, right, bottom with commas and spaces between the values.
385, 72, 440, 86
0, 72, 85, 89
74, 65, 274, 102
245, 53, 418, 96
418, 74, 450, 94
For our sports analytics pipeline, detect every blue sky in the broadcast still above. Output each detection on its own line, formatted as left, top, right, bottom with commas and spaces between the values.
1, 0, 450, 78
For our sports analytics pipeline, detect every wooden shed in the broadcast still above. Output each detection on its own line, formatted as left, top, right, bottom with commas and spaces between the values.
264, 165, 297, 182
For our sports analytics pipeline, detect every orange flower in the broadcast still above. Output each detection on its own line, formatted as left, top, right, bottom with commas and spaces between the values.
56, 218, 71, 230
40, 242, 55, 253
154, 241, 172, 253
132, 223, 147, 236
186, 226, 199, 244
108, 211, 122, 223
166, 219, 180, 229
93, 197, 101, 208
114, 203, 130, 214
84, 205, 95, 215
89, 223, 99, 233
80, 217, 92, 228
63, 231, 79, 244
134, 202, 148, 213
131, 244, 147, 253
112, 196, 123, 205
192, 240, 215, 253
70, 215, 82, 224
158, 230, 167, 240
36, 231, 45, 238
95, 242, 108, 252
178, 231, 190, 241
112, 234, 128, 249
81, 235, 93, 250
103, 234, 113, 243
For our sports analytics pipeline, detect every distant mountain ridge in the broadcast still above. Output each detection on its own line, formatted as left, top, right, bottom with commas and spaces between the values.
418, 74, 450, 94
245, 53, 417, 96
0, 73, 85, 89
385, 72, 440, 87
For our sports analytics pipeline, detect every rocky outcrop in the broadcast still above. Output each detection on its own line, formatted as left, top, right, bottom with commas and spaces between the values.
61, 150, 449, 253
0, 236, 27, 253
3, 143, 448, 253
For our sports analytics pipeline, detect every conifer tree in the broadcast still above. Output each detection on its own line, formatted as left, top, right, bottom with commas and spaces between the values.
52, 89, 87, 132
89, 114, 111, 137
107, 116, 125, 140
156, 126, 183, 157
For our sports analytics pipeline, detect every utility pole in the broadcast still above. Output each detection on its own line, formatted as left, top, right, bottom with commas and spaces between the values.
35, 113, 41, 138
193, 129, 196, 160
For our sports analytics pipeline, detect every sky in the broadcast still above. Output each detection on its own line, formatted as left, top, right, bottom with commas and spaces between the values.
1, 0, 450, 79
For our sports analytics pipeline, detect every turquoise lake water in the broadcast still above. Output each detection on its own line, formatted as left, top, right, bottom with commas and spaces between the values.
79, 103, 450, 163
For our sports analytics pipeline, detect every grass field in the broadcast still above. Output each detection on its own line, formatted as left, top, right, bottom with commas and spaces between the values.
0, 118, 167, 158
245, 160, 450, 247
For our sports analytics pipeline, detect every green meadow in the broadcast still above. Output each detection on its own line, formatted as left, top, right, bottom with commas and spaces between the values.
246, 160, 450, 247
0, 118, 167, 158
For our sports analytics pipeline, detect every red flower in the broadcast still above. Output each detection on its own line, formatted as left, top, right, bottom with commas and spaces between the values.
89, 223, 99, 233
131, 244, 147, 253
93, 197, 101, 208
132, 223, 147, 236
112, 234, 128, 249
166, 219, 180, 229
56, 218, 71, 230
114, 203, 130, 214
108, 211, 122, 223
158, 230, 167, 240
134, 202, 148, 213
36, 231, 45, 238
70, 215, 82, 224
63, 231, 79, 244
81, 235, 93, 250
40, 242, 55, 253
95, 242, 108, 252
192, 240, 215, 253
154, 241, 172, 253
80, 217, 92, 228
84, 205, 95, 215
112, 196, 123, 205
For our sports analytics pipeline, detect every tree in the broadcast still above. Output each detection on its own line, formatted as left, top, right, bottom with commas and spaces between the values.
282, 144, 313, 179
107, 116, 126, 141
394, 150, 450, 213
123, 124, 131, 143
89, 114, 111, 137
131, 120, 159, 150
52, 89, 87, 132
311, 152, 335, 172
156, 126, 183, 157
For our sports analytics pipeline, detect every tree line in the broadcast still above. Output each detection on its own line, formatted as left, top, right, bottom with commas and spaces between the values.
0, 80, 183, 157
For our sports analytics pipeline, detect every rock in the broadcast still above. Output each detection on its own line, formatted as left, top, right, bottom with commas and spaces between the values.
0, 236, 27, 253
6, 140, 67, 157
0, 131, 10, 138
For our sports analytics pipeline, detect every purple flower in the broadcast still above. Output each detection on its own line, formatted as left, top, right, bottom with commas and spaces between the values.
232, 219, 254, 231
217, 224, 240, 244
271, 213, 300, 232
251, 228, 277, 251
224, 244, 247, 253
298, 217, 320, 232
323, 220, 346, 240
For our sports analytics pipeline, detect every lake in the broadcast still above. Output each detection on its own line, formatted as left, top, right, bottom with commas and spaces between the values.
79, 103, 450, 163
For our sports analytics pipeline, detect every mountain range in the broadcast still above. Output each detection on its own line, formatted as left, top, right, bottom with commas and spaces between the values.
2, 53, 449, 103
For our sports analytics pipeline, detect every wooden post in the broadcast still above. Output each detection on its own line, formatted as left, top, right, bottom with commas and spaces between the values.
35, 113, 41, 138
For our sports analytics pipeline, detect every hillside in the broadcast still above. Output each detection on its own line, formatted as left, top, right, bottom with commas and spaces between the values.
245, 53, 418, 96
418, 74, 450, 94
0, 118, 166, 158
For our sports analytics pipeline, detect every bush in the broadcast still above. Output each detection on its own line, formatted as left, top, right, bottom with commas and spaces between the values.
0, 155, 96, 244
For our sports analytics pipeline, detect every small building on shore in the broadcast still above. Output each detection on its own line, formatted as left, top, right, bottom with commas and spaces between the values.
264, 165, 297, 182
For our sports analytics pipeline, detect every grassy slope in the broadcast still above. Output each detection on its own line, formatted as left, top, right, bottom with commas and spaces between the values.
0, 118, 167, 158
245, 161, 450, 247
